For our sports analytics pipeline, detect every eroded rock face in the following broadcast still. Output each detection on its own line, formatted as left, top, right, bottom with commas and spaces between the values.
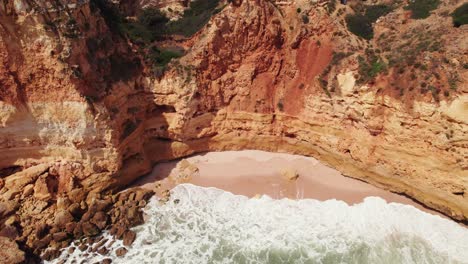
0, 0, 467, 259
0, 236, 25, 263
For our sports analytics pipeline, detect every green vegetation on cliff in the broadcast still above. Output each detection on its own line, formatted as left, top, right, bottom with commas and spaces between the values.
166, 0, 221, 37
452, 3, 468, 27
404, 0, 440, 19
346, 4, 393, 40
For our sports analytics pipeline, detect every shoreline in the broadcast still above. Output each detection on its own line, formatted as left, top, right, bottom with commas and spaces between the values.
133, 150, 445, 218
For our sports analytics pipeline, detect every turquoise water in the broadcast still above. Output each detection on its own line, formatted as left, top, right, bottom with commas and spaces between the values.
53, 184, 468, 264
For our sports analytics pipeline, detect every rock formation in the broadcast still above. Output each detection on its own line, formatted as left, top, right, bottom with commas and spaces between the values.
0, 0, 467, 260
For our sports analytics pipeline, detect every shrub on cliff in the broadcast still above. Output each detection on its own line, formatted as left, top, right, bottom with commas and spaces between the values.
165, 0, 221, 37
346, 14, 374, 40
357, 54, 386, 84
364, 4, 393, 22
452, 3, 468, 27
404, 0, 440, 19
346, 4, 393, 40
123, 8, 168, 44
147, 46, 183, 77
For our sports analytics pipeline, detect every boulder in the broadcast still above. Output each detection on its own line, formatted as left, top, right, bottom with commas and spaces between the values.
0, 237, 25, 263
91, 211, 108, 230
67, 188, 86, 204
67, 203, 84, 218
72, 222, 83, 237
52, 232, 69, 242
81, 222, 100, 236
34, 223, 50, 239
0, 224, 18, 239
115, 247, 128, 257
54, 210, 74, 228
64, 222, 77, 234
33, 174, 52, 201
21, 183, 34, 198
4, 164, 49, 191
0, 200, 19, 218
41, 248, 60, 261
123, 230, 136, 246
56, 196, 71, 211
32, 234, 52, 250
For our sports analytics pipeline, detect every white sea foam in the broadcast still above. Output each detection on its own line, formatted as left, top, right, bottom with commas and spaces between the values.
51, 184, 468, 264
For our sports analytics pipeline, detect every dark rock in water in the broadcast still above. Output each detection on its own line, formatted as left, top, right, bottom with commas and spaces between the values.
68, 246, 76, 254
123, 230, 136, 246
127, 206, 144, 226
101, 258, 112, 264
41, 248, 60, 261
110, 223, 128, 239
0, 237, 25, 263
115, 247, 128, 257
97, 246, 109, 255
82, 222, 100, 236
78, 243, 88, 252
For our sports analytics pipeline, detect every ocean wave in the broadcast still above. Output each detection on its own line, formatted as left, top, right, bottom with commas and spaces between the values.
52, 184, 468, 264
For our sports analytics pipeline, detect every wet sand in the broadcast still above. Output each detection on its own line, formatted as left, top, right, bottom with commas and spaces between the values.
133, 150, 441, 215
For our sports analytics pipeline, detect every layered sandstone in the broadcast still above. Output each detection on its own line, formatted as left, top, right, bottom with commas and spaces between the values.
0, 0, 467, 260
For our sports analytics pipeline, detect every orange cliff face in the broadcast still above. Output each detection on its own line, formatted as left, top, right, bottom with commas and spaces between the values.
0, 0, 467, 243
141, 0, 468, 222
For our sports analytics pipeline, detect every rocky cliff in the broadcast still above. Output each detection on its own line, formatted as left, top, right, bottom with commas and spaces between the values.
0, 0, 467, 260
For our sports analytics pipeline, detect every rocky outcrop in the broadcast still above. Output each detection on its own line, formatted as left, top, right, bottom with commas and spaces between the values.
0, 0, 467, 260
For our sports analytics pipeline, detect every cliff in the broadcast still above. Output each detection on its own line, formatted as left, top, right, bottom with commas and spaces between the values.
0, 0, 467, 260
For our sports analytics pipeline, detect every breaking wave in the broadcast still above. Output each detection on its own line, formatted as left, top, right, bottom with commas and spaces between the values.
53, 184, 468, 264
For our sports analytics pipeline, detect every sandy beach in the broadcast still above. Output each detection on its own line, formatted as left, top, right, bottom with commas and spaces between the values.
133, 150, 440, 215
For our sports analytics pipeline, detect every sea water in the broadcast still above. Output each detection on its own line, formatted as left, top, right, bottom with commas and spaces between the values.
52, 184, 468, 264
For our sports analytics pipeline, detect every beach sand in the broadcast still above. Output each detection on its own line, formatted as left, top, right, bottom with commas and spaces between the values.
133, 150, 439, 215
